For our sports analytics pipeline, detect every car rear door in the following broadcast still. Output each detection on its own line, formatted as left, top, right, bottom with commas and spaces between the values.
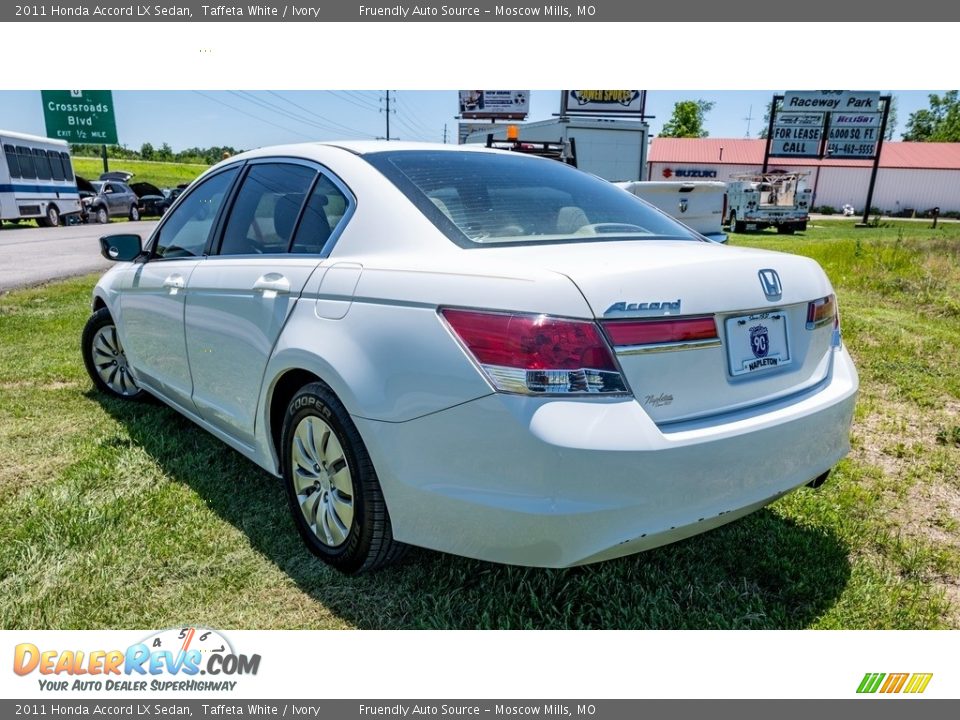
116, 166, 240, 410
184, 160, 352, 447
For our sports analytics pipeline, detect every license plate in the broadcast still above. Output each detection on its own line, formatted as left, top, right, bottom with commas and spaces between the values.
725, 311, 791, 376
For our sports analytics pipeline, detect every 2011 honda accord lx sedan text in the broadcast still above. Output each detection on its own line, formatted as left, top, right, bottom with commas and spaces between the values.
82, 142, 858, 574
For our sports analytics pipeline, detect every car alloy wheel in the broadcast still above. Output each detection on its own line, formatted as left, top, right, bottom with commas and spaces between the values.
96, 207, 109, 224
281, 382, 406, 574
130, 205, 140, 221
81, 308, 143, 400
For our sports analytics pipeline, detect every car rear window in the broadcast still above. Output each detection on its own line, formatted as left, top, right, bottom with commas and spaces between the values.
363, 150, 701, 247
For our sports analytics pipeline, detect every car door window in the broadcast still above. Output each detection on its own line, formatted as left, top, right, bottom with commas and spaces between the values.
218, 163, 316, 256
151, 167, 239, 259
290, 174, 352, 254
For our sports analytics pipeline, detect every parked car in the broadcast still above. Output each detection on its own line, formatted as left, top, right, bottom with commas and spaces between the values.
130, 181, 168, 217
82, 142, 858, 574
81, 178, 141, 223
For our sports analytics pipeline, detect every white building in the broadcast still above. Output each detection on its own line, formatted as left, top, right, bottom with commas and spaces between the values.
648, 138, 960, 214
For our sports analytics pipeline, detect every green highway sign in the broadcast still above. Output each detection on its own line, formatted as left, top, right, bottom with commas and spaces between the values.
41, 90, 118, 144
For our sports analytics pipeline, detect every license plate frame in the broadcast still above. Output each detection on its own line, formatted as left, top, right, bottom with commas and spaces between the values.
725, 311, 791, 377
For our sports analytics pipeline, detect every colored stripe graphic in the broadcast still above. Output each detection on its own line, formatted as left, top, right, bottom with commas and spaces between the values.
903, 673, 933, 694
880, 673, 909, 693
857, 672, 932, 694
857, 673, 885, 693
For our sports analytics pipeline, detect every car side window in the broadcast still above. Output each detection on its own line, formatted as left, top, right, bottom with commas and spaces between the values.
290, 174, 351, 254
218, 163, 316, 256
151, 167, 239, 260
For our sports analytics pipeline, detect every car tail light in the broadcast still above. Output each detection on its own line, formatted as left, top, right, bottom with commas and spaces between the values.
440, 308, 628, 395
806, 294, 837, 329
602, 316, 717, 347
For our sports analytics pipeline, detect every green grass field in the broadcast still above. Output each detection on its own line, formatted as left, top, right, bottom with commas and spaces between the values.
1, 220, 958, 629
71, 157, 209, 188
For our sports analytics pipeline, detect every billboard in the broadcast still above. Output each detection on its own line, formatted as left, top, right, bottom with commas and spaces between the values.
458, 91, 529, 120
561, 90, 646, 117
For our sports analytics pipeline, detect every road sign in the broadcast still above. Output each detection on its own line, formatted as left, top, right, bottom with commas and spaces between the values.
41, 90, 118, 144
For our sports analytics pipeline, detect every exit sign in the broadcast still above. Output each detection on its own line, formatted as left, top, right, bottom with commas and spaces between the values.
41, 90, 118, 144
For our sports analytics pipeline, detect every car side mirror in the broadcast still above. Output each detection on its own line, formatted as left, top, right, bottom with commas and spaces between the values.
100, 234, 143, 262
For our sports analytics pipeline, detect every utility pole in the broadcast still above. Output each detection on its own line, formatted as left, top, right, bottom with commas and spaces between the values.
744, 105, 753, 138
381, 90, 394, 141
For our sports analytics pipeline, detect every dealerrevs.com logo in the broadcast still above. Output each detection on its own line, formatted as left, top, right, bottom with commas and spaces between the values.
857, 672, 933, 694
13, 627, 260, 692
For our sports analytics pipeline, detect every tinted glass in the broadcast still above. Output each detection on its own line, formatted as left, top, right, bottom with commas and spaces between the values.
290, 174, 350, 254
365, 150, 700, 247
48, 151, 65, 181
4, 144, 20, 178
60, 153, 74, 181
33, 149, 52, 180
17, 146, 36, 179
219, 163, 315, 256
152, 167, 238, 259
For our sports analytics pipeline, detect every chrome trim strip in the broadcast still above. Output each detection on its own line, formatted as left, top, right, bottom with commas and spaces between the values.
616, 338, 722, 356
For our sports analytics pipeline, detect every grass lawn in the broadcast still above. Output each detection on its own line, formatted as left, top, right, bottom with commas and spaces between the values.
0, 220, 958, 629
71, 157, 209, 188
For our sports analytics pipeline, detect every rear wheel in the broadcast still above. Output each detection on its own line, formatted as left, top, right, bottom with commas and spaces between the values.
129, 205, 141, 221
281, 382, 406, 574
81, 308, 144, 400
727, 212, 736, 232
38, 205, 60, 227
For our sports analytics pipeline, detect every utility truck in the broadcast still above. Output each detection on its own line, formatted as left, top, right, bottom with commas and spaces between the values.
725, 172, 812, 234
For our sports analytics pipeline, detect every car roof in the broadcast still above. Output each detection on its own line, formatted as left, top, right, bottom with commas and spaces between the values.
230, 140, 507, 163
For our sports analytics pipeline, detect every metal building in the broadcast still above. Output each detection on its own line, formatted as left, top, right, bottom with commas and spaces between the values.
648, 138, 960, 214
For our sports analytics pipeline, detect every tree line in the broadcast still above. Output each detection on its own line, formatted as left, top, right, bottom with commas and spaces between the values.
70, 143, 243, 165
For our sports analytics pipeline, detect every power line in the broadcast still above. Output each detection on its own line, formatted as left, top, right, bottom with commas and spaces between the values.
192, 91, 315, 140
254, 91, 375, 137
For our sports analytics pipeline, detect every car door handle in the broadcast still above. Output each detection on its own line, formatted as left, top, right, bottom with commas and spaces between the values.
253, 273, 290, 295
162, 274, 186, 289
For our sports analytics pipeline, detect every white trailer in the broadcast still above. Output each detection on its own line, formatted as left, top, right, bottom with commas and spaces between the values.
0, 129, 82, 227
465, 117, 648, 182
725, 171, 812, 235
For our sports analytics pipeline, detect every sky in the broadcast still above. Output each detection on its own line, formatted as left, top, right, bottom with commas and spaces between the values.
0, 89, 947, 153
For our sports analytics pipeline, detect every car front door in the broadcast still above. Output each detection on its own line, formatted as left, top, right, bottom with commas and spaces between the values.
116, 166, 240, 410
184, 161, 352, 447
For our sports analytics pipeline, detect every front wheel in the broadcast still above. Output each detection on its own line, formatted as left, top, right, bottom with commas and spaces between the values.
81, 308, 144, 400
281, 383, 406, 574
95, 206, 109, 224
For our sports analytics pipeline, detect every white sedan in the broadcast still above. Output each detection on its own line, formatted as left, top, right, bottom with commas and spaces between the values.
82, 142, 858, 574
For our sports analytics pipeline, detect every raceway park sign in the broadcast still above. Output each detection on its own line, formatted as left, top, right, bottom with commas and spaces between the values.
782, 91, 880, 111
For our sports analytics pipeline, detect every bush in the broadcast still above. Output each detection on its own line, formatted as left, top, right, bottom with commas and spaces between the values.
816, 205, 836, 215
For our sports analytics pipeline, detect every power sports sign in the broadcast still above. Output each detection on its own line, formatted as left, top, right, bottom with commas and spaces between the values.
769, 91, 883, 160
560, 90, 647, 117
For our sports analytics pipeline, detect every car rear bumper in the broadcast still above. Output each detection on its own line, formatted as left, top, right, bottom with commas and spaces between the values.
355, 347, 858, 567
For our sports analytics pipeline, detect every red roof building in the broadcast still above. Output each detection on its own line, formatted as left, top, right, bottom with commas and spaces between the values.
648, 138, 960, 212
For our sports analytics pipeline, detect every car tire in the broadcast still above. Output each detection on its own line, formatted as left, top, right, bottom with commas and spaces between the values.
281, 382, 406, 574
129, 205, 140, 222
727, 212, 736, 232
95, 206, 109, 224
82, 308, 145, 401
39, 205, 60, 227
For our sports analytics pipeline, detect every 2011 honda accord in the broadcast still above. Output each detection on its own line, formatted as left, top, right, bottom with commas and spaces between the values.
82, 142, 858, 574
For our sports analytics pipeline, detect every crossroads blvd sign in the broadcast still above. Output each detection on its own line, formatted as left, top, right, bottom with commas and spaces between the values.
41, 90, 118, 144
